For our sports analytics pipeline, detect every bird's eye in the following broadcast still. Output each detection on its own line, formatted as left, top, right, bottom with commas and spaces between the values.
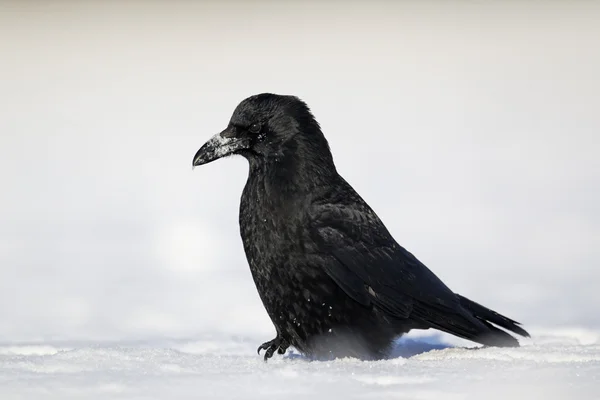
248, 123, 261, 134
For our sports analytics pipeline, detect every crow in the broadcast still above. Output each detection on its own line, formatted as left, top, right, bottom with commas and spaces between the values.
192, 93, 530, 361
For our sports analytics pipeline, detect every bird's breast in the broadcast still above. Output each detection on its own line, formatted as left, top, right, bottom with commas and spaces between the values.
239, 195, 304, 278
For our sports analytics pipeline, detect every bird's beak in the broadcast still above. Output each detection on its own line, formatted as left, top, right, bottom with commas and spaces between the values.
192, 128, 249, 168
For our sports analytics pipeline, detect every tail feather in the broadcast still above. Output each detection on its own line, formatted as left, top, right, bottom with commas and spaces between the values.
412, 295, 530, 348
475, 320, 520, 347
456, 294, 530, 338
419, 313, 521, 348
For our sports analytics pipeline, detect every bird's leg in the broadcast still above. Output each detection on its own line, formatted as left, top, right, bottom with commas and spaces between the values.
257, 335, 289, 361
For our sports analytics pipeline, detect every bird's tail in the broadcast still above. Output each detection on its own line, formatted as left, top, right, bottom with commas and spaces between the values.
415, 294, 530, 348
455, 294, 530, 347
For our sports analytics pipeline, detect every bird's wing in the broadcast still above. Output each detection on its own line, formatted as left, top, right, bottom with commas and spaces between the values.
310, 201, 529, 345
309, 203, 465, 321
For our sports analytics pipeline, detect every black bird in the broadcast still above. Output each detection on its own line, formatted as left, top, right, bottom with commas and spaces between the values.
192, 93, 530, 361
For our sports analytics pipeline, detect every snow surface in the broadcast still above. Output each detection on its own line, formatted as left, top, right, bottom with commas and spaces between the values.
1, 332, 598, 400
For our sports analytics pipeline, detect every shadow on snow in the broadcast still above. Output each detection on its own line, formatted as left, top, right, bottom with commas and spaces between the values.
282, 334, 454, 361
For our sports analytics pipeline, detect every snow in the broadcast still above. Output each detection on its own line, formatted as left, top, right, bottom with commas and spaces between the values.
1, 332, 598, 400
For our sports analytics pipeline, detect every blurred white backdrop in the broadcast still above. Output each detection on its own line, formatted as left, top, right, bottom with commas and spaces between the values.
0, 1, 599, 343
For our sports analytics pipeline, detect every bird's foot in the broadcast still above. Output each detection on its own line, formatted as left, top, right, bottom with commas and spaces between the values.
257, 336, 289, 361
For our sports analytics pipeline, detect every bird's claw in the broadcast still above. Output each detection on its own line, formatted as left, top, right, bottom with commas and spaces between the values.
257, 337, 289, 361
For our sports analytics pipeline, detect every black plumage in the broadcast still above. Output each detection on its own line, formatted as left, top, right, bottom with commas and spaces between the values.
192, 93, 530, 361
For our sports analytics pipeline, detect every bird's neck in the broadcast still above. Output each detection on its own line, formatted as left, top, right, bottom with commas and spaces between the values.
248, 138, 339, 198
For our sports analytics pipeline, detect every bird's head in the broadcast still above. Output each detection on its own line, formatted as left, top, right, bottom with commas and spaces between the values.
192, 93, 330, 168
